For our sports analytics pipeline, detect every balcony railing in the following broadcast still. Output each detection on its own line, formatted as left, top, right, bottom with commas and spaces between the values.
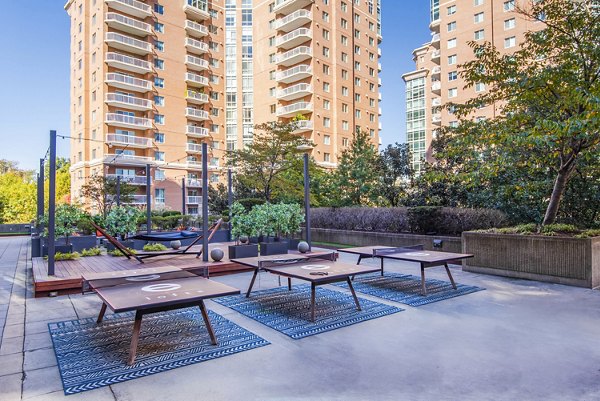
185, 54, 209, 71
432, 114, 442, 124
291, 120, 313, 133
187, 196, 202, 204
185, 37, 209, 54
186, 90, 209, 104
276, 101, 312, 117
187, 179, 201, 187
184, 0, 209, 20
432, 81, 441, 91
105, 174, 148, 185
185, 72, 209, 87
105, 12, 151, 36
105, 0, 152, 18
104, 154, 153, 165
127, 195, 152, 205
276, 28, 311, 49
431, 50, 441, 59
277, 83, 312, 101
273, 0, 312, 14
276, 46, 312, 66
105, 93, 152, 110
432, 97, 442, 106
105, 52, 151, 73
105, 113, 153, 129
186, 143, 203, 153
105, 32, 151, 54
185, 19, 209, 37
185, 107, 209, 120
186, 125, 209, 137
106, 133, 153, 147
105, 72, 153, 92
276, 64, 312, 83
274, 9, 312, 32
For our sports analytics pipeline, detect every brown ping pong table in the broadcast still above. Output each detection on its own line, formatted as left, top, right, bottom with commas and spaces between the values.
82, 267, 240, 365
337, 246, 474, 296
232, 252, 381, 321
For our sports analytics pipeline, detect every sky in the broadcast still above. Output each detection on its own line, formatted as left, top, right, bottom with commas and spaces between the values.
0, 1, 431, 171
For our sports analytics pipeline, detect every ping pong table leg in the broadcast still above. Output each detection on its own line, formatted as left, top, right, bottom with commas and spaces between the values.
96, 302, 107, 324
444, 263, 457, 290
346, 278, 362, 311
288, 277, 292, 291
246, 268, 259, 298
199, 300, 217, 346
420, 263, 427, 296
380, 257, 384, 276
356, 255, 362, 265
128, 310, 143, 365
310, 283, 316, 322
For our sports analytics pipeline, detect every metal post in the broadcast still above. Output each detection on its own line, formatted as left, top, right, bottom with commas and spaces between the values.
38, 158, 45, 255
303, 152, 311, 251
202, 143, 209, 262
146, 164, 151, 234
48, 131, 57, 275
227, 168, 233, 220
181, 177, 186, 215
116, 175, 121, 207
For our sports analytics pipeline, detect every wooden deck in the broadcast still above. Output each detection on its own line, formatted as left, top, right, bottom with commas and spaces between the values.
32, 243, 253, 297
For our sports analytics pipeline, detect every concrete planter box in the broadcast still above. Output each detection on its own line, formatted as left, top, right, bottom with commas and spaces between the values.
462, 232, 600, 289
228, 244, 259, 259
305, 228, 461, 253
260, 240, 289, 256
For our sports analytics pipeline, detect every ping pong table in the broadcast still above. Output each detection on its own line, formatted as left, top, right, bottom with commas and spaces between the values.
338, 245, 474, 295
82, 267, 240, 365
232, 252, 381, 321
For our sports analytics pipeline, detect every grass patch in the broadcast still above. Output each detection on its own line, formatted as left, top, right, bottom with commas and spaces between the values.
44, 252, 80, 261
81, 247, 102, 257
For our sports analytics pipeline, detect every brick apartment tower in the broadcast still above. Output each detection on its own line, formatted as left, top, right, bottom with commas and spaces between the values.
65, 0, 382, 214
402, 0, 540, 172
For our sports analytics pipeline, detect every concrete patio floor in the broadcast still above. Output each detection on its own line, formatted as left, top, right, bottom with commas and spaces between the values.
0, 236, 599, 401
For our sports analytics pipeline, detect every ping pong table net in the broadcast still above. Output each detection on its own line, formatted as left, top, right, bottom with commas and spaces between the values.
257, 252, 336, 269
372, 245, 424, 256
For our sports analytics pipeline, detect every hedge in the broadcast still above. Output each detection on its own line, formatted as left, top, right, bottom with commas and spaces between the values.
310, 207, 507, 236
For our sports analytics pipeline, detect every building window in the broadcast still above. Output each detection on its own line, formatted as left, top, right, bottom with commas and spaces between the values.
322, 11, 329, 22
323, 64, 330, 75
323, 29, 330, 40
154, 114, 165, 124
323, 135, 331, 145
504, 18, 516, 30
154, 4, 164, 14
475, 0, 484, 5
154, 151, 165, 161
474, 12, 484, 23
323, 82, 330, 92
323, 47, 330, 57
323, 117, 331, 128
448, 54, 457, 65
323, 99, 330, 109
504, 36, 516, 48
504, 1, 515, 12
448, 71, 458, 81
341, 35, 348, 45
447, 21, 456, 32
324, 153, 331, 162
342, 87, 349, 96
447, 5, 456, 15
154, 77, 164, 88
154, 133, 165, 143
155, 170, 165, 180
475, 82, 486, 92
342, 121, 349, 130
474, 29, 485, 40
155, 22, 164, 33
342, 137, 349, 146
155, 41, 164, 52
155, 189, 165, 203
154, 95, 164, 106
447, 38, 457, 49
448, 88, 458, 98
155, 59, 164, 70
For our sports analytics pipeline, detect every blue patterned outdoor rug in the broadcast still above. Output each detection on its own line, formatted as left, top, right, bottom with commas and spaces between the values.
212, 285, 403, 339
333, 273, 484, 307
49, 308, 269, 395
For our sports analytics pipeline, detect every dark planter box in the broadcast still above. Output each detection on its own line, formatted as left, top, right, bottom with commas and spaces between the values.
31, 236, 41, 258
287, 238, 301, 250
462, 232, 600, 289
260, 240, 289, 256
228, 244, 259, 259
69, 235, 98, 252
42, 244, 73, 256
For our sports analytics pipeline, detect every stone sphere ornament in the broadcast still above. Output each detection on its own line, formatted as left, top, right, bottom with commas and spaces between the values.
297, 241, 310, 253
239, 235, 249, 244
170, 240, 181, 250
210, 248, 224, 262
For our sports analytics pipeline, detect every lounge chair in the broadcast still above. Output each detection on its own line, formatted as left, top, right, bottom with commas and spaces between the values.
90, 219, 223, 263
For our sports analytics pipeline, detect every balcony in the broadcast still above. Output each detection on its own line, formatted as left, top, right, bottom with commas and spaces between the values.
432, 97, 442, 107
103, 154, 153, 166
105, 93, 152, 111
105, 174, 148, 185
186, 90, 209, 105
429, 18, 441, 31
431, 33, 440, 47
276, 46, 312, 67
105, 72, 153, 92
105, 113, 153, 129
105, 32, 151, 55
275, 10, 312, 32
276, 101, 312, 117
432, 81, 441, 93
185, 55, 209, 71
431, 50, 441, 60
291, 120, 313, 134
184, 161, 203, 170
187, 125, 209, 138
276, 64, 312, 84
186, 107, 209, 121
184, 0, 209, 21
187, 196, 202, 204
105, 0, 152, 18
105, 12, 151, 36
106, 133, 153, 148
126, 195, 152, 205
273, 0, 312, 14
186, 143, 203, 153
277, 83, 312, 101
186, 179, 201, 187
185, 72, 209, 88
185, 20, 209, 37
431, 66, 441, 76
185, 37, 209, 54
276, 28, 312, 50
105, 52, 151, 74
432, 114, 442, 124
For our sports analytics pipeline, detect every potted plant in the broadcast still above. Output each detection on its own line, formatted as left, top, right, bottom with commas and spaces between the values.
104, 206, 142, 251
280, 203, 305, 250
42, 204, 87, 256
228, 202, 258, 259
257, 203, 289, 256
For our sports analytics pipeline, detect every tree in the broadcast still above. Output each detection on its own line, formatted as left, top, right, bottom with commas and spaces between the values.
440, 0, 600, 225
378, 143, 415, 207
44, 157, 71, 205
0, 170, 36, 224
331, 130, 381, 206
227, 121, 312, 202
208, 183, 229, 216
79, 175, 137, 218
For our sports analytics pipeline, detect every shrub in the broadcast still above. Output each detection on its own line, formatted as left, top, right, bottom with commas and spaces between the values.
576, 229, 600, 239
45, 251, 80, 261
108, 248, 137, 257
541, 224, 579, 235
143, 243, 168, 251
237, 198, 265, 210
81, 247, 102, 257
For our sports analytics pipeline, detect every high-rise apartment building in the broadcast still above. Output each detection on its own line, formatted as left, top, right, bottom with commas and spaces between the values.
402, 0, 539, 172
65, 0, 382, 214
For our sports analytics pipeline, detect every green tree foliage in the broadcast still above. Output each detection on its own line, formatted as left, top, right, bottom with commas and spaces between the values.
105, 206, 142, 239
331, 130, 381, 206
79, 175, 137, 218
424, 0, 600, 226
227, 122, 313, 202
0, 161, 36, 224
208, 183, 229, 216
378, 143, 415, 207
44, 157, 71, 204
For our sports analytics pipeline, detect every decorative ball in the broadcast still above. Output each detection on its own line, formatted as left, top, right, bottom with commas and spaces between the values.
210, 248, 224, 262
239, 235, 249, 244
297, 241, 310, 253
170, 240, 182, 250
